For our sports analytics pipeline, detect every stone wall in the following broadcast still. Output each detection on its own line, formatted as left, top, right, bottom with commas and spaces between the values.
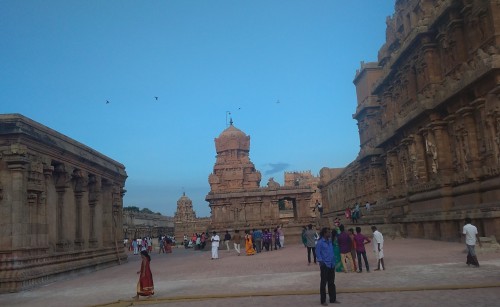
319, 0, 500, 241
0, 114, 127, 292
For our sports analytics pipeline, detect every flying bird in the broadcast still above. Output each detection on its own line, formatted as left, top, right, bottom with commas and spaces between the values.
154, 96, 158, 101
106, 100, 110, 104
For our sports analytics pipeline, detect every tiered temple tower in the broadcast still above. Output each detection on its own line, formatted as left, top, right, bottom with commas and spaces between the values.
206, 122, 315, 232
208, 121, 261, 192
174, 193, 210, 240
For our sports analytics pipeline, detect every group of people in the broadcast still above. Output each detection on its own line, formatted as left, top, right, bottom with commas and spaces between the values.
183, 233, 208, 250
208, 226, 286, 258
131, 217, 483, 304
315, 225, 384, 305
128, 236, 175, 255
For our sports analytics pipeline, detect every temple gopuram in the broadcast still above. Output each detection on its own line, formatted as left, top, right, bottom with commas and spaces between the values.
206, 121, 316, 235
319, 0, 500, 241
174, 193, 210, 240
0, 114, 127, 292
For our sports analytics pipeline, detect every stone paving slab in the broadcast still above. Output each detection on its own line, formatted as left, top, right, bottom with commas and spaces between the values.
0, 238, 499, 307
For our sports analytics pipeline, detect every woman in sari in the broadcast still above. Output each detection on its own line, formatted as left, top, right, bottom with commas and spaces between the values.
331, 229, 344, 273
133, 250, 154, 300
245, 230, 256, 256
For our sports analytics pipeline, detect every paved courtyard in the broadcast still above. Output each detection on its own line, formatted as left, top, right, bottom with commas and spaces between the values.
1, 237, 499, 307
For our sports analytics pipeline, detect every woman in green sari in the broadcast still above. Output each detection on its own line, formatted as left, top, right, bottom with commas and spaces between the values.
331, 229, 344, 272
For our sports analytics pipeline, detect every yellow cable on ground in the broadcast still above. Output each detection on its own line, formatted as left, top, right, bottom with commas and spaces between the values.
92, 283, 500, 307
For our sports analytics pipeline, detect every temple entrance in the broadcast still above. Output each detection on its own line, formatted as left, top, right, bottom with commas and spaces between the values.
278, 197, 297, 220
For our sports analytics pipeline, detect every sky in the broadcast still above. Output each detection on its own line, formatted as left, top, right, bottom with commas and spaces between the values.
1, 0, 395, 217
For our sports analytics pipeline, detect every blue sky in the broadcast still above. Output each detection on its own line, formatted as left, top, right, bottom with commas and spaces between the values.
1, 0, 395, 217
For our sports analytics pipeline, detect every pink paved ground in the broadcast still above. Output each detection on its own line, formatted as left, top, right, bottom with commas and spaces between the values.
1, 237, 499, 307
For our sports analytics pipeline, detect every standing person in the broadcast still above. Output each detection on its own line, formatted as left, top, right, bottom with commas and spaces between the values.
132, 239, 138, 255
354, 227, 371, 272
278, 225, 285, 248
274, 228, 281, 250
133, 250, 154, 300
304, 224, 317, 265
371, 226, 385, 270
224, 230, 231, 251
245, 230, 256, 256
201, 232, 207, 250
337, 225, 356, 273
313, 199, 324, 218
348, 228, 358, 272
210, 231, 220, 260
232, 229, 241, 256
462, 217, 482, 267
158, 237, 165, 254
263, 228, 271, 251
301, 226, 307, 247
316, 227, 339, 305
253, 228, 263, 253
365, 201, 371, 214
331, 230, 344, 273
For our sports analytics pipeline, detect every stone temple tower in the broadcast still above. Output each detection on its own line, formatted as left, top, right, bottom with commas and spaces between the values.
208, 121, 261, 192
174, 192, 196, 223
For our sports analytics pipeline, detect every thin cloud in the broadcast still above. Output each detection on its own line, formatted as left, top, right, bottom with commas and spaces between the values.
263, 162, 290, 175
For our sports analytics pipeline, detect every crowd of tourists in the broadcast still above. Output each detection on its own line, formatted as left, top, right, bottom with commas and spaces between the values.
195, 225, 285, 259
127, 235, 175, 255
131, 217, 483, 304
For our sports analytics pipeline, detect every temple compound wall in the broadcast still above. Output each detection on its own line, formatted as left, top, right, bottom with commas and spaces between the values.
0, 114, 127, 293
123, 211, 174, 240
206, 122, 315, 240
319, 0, 500, 241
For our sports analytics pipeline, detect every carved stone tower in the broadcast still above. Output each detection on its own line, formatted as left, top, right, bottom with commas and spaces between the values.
208, 122, 261, 192
174, 192, 196, 223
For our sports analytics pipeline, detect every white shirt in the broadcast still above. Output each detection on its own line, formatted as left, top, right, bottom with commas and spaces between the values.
372, 230, 384, 250
463, 224, 478, 245
211, 234, 220, 247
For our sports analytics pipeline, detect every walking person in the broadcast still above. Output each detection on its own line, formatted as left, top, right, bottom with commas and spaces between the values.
462, 217, 482, 267
304, 224, 317, 265
224, 230, 231, 251
371, 226, 385, 270
233, 229, 241, 256
353, 227, 371, 272
278, 225, 285, 248
316, 227, 339, 305
210, 231, 220, 260
132, 238, 138, 255
245, 230, 256, 256
132, 250, 154, 300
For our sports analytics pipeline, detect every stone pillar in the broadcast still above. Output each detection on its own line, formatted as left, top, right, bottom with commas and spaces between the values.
430, 114, 453, 182
88, 174, 101, 248
457, 106, 481, 179
72, 169, 86, 249
53, 163, 69, 251
4, 146, 30, 251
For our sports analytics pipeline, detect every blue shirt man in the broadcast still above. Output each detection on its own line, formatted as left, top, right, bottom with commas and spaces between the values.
316, 228, 338, 305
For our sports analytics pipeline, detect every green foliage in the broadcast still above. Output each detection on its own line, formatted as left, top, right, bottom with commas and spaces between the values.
124, 206, 140, 212
141, 208, 154, 214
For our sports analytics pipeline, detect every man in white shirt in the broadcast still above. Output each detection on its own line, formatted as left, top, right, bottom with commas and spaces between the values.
371, 226, 385, 270
462, 218, 482, 267
211, 231, 220, 260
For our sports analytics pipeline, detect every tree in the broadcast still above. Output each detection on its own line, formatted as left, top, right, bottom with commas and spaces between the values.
141, 208, 154, 214
124, 206, 140, 212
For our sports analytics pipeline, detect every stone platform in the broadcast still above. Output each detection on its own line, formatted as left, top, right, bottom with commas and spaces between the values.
0, 238, 499, 306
